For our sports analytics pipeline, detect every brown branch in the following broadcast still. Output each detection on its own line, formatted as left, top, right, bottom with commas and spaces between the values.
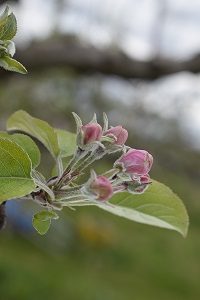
0, 0, 20, 4
1, 36, 200, 79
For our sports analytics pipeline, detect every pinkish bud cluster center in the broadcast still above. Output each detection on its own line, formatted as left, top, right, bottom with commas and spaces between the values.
53, 113, 153, 205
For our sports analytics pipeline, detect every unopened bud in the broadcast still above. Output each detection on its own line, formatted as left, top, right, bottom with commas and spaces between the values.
115, 148, 153, 176
87, 175, 113, 201
81, 123, 102, 146
104, 125, 128, 145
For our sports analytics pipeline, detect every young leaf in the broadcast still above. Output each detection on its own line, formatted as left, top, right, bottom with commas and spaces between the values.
0, 6, 9, 29
0, 56, 27, 74
7, 110, 60, 159
33, 216, 51, 235
96, 180, 189, 237
5, 40, 16, 57
0, 138, 35, 203
0, 12, 17, 40
32, 210, 59, 235
0, 132, 41, 168
55, 129, 76, 158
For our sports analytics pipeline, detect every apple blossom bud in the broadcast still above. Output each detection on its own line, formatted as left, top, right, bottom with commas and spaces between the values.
90, 175, 113, 201
115, 149, 153, 176
81, 123, 102, 145
104, 126, 128, 145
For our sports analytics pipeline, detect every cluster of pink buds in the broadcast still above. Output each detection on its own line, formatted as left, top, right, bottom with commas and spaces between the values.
53, 113, 153, 206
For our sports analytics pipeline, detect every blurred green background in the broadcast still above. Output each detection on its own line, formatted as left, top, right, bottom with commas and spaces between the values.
1, 1, 200, 299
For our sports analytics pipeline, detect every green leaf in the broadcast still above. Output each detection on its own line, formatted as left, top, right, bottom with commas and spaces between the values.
0, 11, 17, 40
32, 210, 59, 235
0, 132, 41, 168
0, 6, 9, 28
0, 44, 7, 53
7, 110, 60, 159
5, 40, 16, 57
34, 210, 59, 221
0, 7, 26, 74
0, 138, 35, 203
97, 180, 189, 237
55, 129, 76, 158
32, 217, 51, 235
0, 56, 27, 74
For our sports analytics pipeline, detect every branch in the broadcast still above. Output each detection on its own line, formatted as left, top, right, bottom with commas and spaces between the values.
0, 0, 20, 4
1, 36, 200, 79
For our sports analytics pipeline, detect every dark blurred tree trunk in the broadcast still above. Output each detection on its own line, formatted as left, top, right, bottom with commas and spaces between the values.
152, 0, 168, 58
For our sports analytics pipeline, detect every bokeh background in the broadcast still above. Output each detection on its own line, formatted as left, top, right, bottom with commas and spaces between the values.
1, 0, 200, 299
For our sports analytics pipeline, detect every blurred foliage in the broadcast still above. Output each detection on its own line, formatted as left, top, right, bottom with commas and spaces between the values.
0, 68, 200, 299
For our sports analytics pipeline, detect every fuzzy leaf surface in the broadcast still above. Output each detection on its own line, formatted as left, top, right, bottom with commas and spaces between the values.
97, 180, 189, 237
0, 56, 27, 74
32, 211, 59, 235
0, 138, 35, 203
55, 129, 76, 158
7, 110, 60, 159
0, 12, 17, 40
0, 132, 41, 168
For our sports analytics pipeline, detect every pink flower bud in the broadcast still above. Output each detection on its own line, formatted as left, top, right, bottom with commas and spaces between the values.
90, 175, 113, 201
104, 126, 128, 145
116, 149, 153, 176
81, 123, 102, 145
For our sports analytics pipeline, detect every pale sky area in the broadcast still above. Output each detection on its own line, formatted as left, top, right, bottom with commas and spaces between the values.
6, 0, 200, 148
11, 0, 200, 60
